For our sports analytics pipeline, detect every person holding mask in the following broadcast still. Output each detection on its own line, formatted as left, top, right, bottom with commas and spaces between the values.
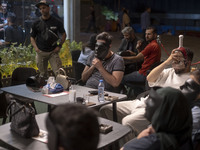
121, 87, 193, 150
30, 0, 66, 78
81, 32, 124, 93
100, 47, 193, 140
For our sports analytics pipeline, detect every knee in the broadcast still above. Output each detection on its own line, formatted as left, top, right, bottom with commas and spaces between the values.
122, 117, 139, 134
99, 104, 113, 119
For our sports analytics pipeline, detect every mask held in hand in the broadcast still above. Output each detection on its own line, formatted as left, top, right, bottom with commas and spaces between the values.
95, 42, 109, 61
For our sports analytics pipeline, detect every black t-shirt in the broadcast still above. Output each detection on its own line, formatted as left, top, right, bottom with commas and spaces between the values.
5, 25, 24, 46
30, 16, 65, 52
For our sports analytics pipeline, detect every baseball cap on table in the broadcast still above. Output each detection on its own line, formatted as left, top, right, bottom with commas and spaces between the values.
36, 0, 49, 8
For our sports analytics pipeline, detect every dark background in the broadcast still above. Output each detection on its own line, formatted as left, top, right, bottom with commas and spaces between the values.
94, 0, 200, 13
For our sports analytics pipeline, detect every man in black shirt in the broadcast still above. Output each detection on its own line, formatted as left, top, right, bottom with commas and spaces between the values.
0, 13, 24, 47
30, 0, 66, 77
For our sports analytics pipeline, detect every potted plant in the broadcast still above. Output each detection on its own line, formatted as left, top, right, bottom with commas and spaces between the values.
69, 40, 82, 61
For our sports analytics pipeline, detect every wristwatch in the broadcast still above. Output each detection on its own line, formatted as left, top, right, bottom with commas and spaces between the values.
57, 44, 62, 48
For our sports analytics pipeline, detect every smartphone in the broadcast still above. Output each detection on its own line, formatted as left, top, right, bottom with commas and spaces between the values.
88, 90, 98, 95
99, 124, 113, 134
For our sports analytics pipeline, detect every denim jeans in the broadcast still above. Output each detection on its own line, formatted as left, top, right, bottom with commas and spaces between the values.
122, 71, 146, 88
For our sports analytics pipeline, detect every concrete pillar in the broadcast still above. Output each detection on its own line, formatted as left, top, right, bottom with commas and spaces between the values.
64, 0, 80, 42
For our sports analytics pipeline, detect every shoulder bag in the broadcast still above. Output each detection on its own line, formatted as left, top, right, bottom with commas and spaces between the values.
6, 100, 39, 138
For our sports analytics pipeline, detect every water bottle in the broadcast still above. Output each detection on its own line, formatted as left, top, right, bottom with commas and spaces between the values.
69, 85, 76, 103
98, 80, 105, 102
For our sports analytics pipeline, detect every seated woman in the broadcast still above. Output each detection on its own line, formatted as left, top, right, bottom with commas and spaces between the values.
78, 34, 97, 65
121, 87, 193, 150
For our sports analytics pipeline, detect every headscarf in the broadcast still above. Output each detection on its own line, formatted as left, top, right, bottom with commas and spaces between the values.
151, 87, 192, 150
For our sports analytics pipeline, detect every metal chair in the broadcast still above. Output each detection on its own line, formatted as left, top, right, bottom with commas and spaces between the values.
127, 61, 163, 98
11, 67, 37, 86
11, 67, 38, 114
72, 61, 85, 85
0, 73, 8, 124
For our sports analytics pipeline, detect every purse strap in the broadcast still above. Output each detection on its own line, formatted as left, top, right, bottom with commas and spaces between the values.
57, 68, 67, 76
6, 100, 34, 117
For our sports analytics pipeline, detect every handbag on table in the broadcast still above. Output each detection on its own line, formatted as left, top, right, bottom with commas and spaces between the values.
6, 100, 39, 138
56, 68, 71, 90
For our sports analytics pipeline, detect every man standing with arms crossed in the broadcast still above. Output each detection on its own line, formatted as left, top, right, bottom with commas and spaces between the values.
30, 0, 66, 77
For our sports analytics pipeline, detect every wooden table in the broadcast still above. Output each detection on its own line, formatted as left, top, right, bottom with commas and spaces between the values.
0, 113, 131, 150
1, 84, 127, 121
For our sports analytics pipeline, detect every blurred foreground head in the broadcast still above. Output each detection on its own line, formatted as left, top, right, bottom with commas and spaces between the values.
46, 103, 100, 150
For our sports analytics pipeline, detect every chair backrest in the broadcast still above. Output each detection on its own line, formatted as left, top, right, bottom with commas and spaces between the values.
71, 50, 81, 61
0, 72, 8, 119
11, 67, 37, 86
72, 61, 85, 85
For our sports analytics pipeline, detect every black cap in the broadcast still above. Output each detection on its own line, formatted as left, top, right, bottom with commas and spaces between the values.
36, 0, 49, 8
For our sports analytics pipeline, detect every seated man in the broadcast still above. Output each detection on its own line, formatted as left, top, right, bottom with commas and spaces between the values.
0, 13, 24, 47
100, 47, 193, 139
121, 87, 193, 150
121, 71, 200, 150
121, 26, 161, 95
118, 26, 146, 74
46, 103, 99, 150
81, 32, 125, 93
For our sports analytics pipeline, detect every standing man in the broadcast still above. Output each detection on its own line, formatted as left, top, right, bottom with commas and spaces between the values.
141, 7, 151, 39
85, 5, 97, 33
122, 26, 161, 89
30, 0, 66, 78
81, 32, 124, 93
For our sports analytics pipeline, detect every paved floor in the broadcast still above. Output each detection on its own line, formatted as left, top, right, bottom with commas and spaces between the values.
80, 31, 200, 67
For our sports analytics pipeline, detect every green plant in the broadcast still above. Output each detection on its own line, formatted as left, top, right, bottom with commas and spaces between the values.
70, 40, 82, 51
59, 39, 72, 66
0, 44, 37, 77
0, 40, 73, 77
101, 6, 118, 21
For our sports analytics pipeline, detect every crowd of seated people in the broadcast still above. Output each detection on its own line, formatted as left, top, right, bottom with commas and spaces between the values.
0, 2, 24, 47
100, 46, 194, 140
77, 24, 200, 149
0, 14, 199, 149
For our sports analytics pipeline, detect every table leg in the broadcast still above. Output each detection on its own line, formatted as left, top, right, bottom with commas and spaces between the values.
48, 105, 51, 112
112, 102, 118, 122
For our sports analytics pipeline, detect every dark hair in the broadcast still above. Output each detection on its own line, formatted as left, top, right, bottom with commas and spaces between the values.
192, 69, 200, 84
146, 26, 157, 34
185, 48, 193, 62
49, 104, 99, 150
7, 13, 16, 23
82, 34, 97, 53
96, 32, 112, 46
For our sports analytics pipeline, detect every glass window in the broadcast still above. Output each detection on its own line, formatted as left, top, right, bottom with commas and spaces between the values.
0, 0, 63, 45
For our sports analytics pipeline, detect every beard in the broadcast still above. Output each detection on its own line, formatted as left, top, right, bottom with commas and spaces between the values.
172, 61, 186, 74
174, 68, 186, 74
